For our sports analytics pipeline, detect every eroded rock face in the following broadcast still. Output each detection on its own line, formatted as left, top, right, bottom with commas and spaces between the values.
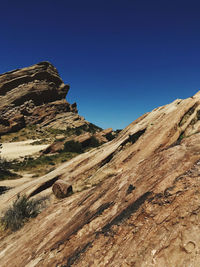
0, 62, 85, 135
1, 93, 200, 266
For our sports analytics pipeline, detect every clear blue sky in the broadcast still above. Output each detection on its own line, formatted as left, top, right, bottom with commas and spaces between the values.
1, 0, 200, 129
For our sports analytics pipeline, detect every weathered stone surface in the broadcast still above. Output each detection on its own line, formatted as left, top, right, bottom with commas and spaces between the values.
52, 180, 73, 198
94, 128, 113, 143
0, 62, 87, 135
73, 132, 92, 146
8, 114, 25, 132
0, 61, 68, 102
42, 141, 64, 154
1, 93, 200, 266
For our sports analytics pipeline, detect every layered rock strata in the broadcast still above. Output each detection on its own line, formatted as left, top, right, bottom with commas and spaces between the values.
0, 62, 86, 135
1, 91, 200, 265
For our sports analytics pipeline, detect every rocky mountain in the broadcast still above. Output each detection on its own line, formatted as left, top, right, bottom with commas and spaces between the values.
1, 80, 200, 265
0, 61, 87, 135
0, 62, 115, 180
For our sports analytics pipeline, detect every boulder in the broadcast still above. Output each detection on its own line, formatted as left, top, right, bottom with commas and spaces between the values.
74, 132, 92, 146
52, 179, 73, 198
42, 141, 64, 154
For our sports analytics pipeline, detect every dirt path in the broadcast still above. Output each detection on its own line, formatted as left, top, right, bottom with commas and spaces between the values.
0, 174, 33, 188
1, 140, 49, 160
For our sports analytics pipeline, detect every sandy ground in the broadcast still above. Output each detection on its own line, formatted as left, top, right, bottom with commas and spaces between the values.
1, 140, 49, 160
0, 174, 33, 188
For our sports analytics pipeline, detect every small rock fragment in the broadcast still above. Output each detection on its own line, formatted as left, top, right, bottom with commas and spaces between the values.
52, 179, 73, 198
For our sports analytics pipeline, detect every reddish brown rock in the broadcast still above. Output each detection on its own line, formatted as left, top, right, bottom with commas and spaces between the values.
42, 141, 64, 154
100, 128, 113, 135
94, 128, 114, 143
52, 180, 73, 198
74, 132, 92, 146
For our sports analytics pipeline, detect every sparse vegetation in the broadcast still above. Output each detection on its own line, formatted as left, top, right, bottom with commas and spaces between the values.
7, 152, 77, 176
105, 132, 115, 141
88, 136, 100, 147
0, 186, 11, 195
115, 129, 122, 134
63, 137, 100, 153
0, 138, 101, 178
0, 166, 18, 180
1, 123, 102, 143
0, 144, 19, 180
66, 123, 102, 136
0, 123, 103, 178
179, 105, 197, 127
63, 140, 83, 153
0, 194, 47, 231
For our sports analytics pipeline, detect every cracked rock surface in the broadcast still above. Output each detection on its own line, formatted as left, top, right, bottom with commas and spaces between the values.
1, 90, 200, 265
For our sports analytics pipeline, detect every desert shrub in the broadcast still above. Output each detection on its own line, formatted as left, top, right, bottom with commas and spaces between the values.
67, 123, 102, 136
88, 136, 100, 147
63, 140, 83, 153
0, 186, 11, 195
11, 155, 55, 171
1, 194, 46, 231
0, 155, 18, 180
115, 129, 122, 134
0, 167, 17, 180
105, 132, 115, 141
47, 128, 67, 136
88, 123, 102, 133
7, 152, 76, 175
11, 136, 19, 142
197, 110, 200, 120
74, 127, 82, 135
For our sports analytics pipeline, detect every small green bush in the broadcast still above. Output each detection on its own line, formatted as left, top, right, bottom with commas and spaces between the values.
0, 167, 17, 180
0, 158, 18, 180
105, 132, 115, 141
1, 194, 46, 231
66, 123, 102, 136
63, 140, 83, 153
88, 136, 100, 147
74, 128, 82, 135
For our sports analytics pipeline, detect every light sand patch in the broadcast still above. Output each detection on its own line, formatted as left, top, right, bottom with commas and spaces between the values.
0, 175, 33, 188
1, 140, 49, 160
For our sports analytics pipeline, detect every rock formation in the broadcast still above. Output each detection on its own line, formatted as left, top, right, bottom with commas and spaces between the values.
0, 61, 86, 135
1, 84, 200, 265
52, 180, 73, 198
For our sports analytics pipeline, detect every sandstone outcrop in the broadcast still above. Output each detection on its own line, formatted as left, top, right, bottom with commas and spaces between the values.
42, 140, 64, 154
1, 92, 200, 266
0, 62, 87, 135
42, 128, 114, 155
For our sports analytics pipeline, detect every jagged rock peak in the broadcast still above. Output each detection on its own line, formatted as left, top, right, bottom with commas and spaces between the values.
0, 61, 58, 78
0, 61, 70, 101
0, 62, 83, 135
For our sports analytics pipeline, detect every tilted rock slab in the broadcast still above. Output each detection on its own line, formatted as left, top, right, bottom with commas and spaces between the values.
1, 92, 200, 266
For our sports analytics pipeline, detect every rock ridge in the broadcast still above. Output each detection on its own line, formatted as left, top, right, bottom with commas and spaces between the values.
0, 62, 85, 135
1, 66, 200, 266
1, 92, 200, 266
